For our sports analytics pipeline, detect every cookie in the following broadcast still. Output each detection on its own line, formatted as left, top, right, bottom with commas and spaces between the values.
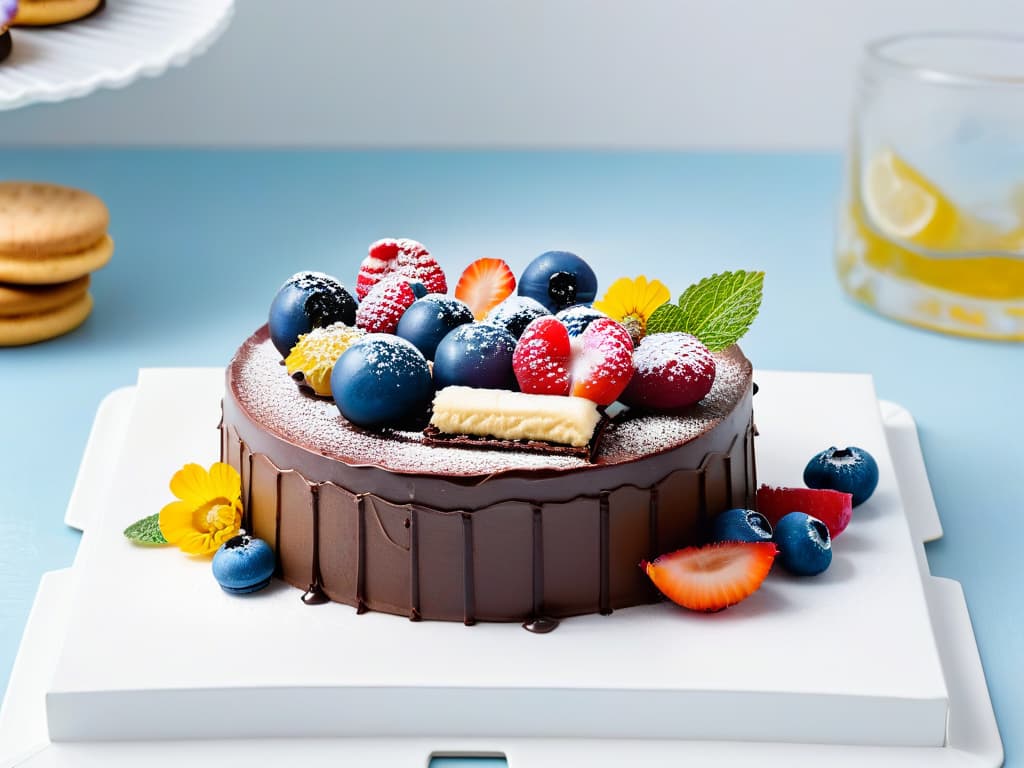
12, 0, 103, 26
0, 181, 113, 284
0, 275, 89, 317
0, 291, 92, 346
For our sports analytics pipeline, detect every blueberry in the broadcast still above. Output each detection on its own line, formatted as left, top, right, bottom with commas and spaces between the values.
555, 305, 607, 337
518, 251, 598, 313
485, 296, 551, 339
408, 280, 428, 299
268, 271, 358, 357
395, 294, 474, 359
774, 512, 832, 576
212, 535, 276, 595
332, 334, 434, 428
804, 446, 879, 506
710, 508, 773, 544
433, 322, 517, 390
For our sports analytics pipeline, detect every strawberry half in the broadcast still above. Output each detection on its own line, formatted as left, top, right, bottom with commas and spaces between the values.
514, 316, 633, 405
455, 258, 516, 320
756, 485, 853, 539
642, 541, 776, 612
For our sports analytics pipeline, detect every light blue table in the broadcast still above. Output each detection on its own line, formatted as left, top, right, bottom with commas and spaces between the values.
0, 150, 1019, 765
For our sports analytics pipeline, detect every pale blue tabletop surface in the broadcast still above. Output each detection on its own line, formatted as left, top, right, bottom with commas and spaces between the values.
0, 150, 1020, 765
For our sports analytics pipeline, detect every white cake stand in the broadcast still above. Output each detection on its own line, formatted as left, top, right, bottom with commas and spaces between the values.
0, 0, 233, 111
0, 370, 1004, 767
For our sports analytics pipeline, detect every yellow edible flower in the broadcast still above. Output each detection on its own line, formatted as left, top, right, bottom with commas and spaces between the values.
159, 463, 243, 556
592, 275, 670, 343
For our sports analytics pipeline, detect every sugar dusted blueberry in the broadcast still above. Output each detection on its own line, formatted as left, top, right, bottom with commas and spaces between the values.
332, 334, 434, 428
485, 295, 551, 339
804, 446, 879, 506
774, 512, 832, 576
268, 271, 358, 357
711, 508, 773, 544
433, 322, 517, 390
621, 332, 715, 410
212, 535, 276, 595
555, 304, 606, 337
396, 294, 474, 359
518, 251, 598, 313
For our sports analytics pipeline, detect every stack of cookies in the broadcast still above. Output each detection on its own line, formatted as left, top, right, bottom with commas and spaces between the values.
0, 181, 113, 346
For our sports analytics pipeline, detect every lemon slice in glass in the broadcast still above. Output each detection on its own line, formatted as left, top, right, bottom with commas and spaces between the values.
862, 150, 959, 249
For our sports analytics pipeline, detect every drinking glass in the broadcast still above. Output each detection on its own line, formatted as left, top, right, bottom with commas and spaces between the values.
837, 33, 1024, 340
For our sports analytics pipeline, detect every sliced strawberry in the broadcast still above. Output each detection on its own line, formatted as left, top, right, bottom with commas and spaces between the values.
642, 541, 776, 612
570, 318, 634, 405
356, 239, 401, 301
355, 274, 417, 334
394, 238, 447, 295
756, 485, 853, 539
455, 258, 516, 320
513, 316, 571, 396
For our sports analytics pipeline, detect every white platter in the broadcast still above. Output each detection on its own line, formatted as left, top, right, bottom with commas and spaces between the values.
0, 369, 1003, 767
0, 0, 233, 111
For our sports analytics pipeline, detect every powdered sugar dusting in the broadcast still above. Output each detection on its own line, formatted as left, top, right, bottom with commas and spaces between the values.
230, 329, 751, 477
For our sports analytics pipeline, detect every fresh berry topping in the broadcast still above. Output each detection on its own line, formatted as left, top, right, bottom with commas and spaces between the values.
433, 322, 518, 390
773, 512, 832, 576
393, 239, 447, 295
512, 316, 571, 396
284, 322, 366, 397
356, 239, 401, 301
555, 304, 607, 337
518, 251, 598, 313
395, 294, 474, 360
756, 485, 854, 539
621, 332, 715, 410
485, 295, 551, 339
355, 274, 418, 334
710, 508, 774, 544
804, 446, 879, 506
455, 258, 517, 320
642, 542, 776, 612
513, 316, 633, 405
268, 271, 358, 358
332, 334, 434, 429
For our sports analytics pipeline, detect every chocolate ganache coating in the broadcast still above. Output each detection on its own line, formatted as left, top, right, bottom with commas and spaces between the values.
222, 325, 757, 624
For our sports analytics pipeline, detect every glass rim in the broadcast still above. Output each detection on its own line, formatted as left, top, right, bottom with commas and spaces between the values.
866, 32, 1024, 88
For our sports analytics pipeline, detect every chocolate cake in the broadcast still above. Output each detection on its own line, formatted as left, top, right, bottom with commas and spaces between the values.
221, 325, 757, 628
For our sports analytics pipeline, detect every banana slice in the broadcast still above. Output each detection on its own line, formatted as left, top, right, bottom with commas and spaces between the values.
430, 386, 602, 447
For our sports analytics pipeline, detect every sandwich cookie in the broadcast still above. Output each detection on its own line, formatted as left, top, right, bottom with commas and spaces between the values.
0, 181, 113, 284
0, 274, 89, 316
0, 291, 92, 346
11, 0, 102, 26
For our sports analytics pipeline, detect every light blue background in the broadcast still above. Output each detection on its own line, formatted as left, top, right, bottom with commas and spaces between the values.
0, 151, 1019, 764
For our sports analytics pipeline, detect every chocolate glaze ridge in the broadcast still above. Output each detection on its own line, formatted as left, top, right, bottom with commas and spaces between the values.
223, 325, 757, 623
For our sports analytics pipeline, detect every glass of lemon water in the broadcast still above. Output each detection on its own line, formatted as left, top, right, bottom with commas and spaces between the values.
837, 33, 1024, 340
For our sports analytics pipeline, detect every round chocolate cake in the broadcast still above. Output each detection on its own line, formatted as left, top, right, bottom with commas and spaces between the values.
222, 325, 757, 627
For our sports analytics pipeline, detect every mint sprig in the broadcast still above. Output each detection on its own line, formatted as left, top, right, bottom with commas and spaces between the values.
646, 270, 764, 351
123, 513, 168, 546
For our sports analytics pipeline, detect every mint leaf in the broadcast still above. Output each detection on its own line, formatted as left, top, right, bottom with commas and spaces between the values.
648, 271, 763, 351
124, 513, 168, 546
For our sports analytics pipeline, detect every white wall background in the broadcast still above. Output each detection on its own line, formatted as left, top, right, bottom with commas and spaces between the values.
1, 0, 1022, 149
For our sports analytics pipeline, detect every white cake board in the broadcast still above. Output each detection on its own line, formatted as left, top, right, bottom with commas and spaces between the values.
0, 370, 1003, 767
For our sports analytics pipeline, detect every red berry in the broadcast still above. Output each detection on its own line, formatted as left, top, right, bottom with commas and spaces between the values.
621, 332, 715, 410
455, 258, 516, 320
514, 316, 633, 406
756, 486, 854, 539
356, 239, 401, 301
642, 541, 777, 612
512, 316, 571, 396
355, 274, 417, 334
394, 238, 447, 295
